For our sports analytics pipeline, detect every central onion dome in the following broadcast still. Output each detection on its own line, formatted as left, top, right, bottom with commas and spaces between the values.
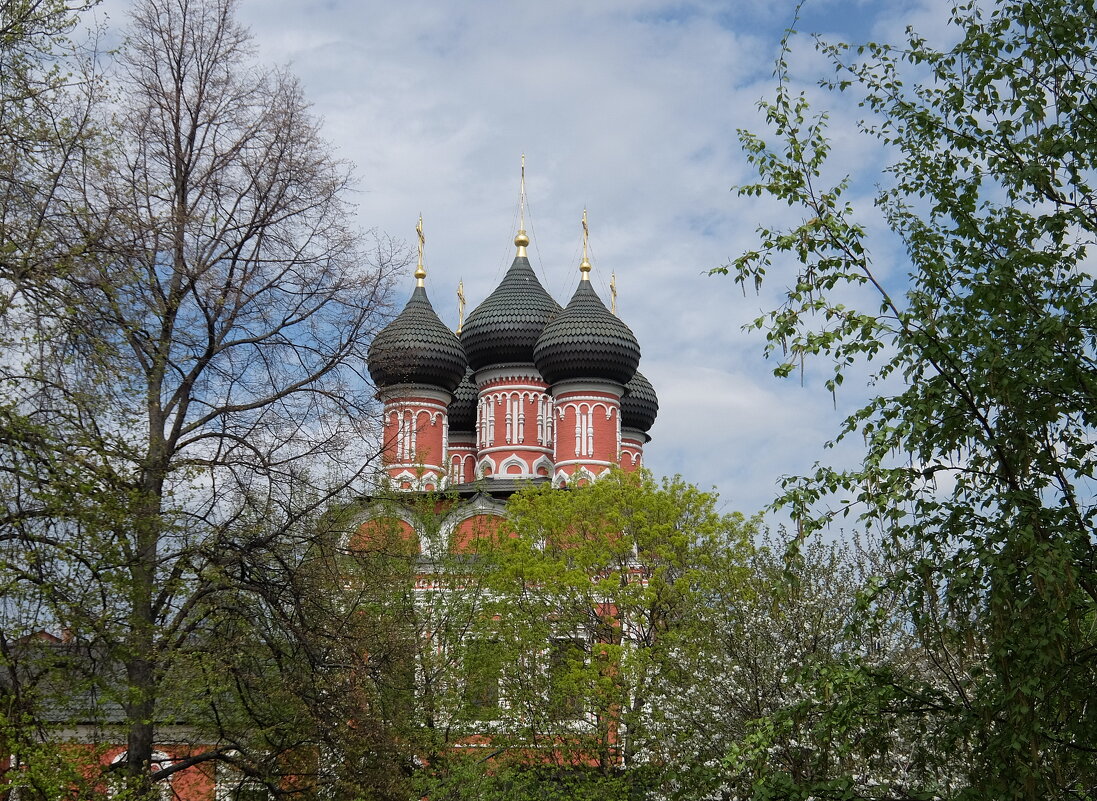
460, 232, 561, 371
367, 284, 467, 393
533, 251, 640, 386
621, 371, 659, 432
448, 368, 478, 432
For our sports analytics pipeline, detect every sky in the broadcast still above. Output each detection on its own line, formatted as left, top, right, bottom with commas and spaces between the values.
96, 0, 955, 516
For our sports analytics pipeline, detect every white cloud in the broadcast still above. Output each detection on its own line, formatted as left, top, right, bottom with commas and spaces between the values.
99, 0, 951, 512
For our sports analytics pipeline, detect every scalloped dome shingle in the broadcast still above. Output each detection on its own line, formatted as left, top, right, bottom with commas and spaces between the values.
621, 370, 658, 432
367, 286, 467, 393
460, 255, 561, 370
448, 368, 477, 432
533, 280, 640, 386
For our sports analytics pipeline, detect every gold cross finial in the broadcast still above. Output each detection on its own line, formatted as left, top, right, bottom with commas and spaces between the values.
610, 271, 617, 315
456, 279, 466, 335
414, 214, 426, 286
514, 154, 529, 256
579, 208, 591, 280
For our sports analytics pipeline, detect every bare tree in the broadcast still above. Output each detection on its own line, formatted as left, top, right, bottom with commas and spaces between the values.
0, 0, 400, 796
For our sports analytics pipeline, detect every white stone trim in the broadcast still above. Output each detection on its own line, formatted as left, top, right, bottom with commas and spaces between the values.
554, 401, 618, 457
341, 501, 429, 558
552, 465, 608, 486
553, 459, 614, 470
477, 444, 553, 458
385, 468, 447, 495
498, 454, 535, 477
378, 384, 453, 404
554, 399, 619, 416
474, 365, 547, 387
439, 493, 508, 544
549, 378, 625, 399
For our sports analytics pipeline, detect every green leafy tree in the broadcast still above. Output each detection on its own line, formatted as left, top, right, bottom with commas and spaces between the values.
425, 470, 756, 801
718, 1, 1097, 798
332, 488, 506, 800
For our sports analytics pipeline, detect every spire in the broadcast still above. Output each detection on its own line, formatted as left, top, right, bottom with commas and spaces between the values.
415, 213, 426, 287
580, 208, 591, 280
514, 154, 530, 257
456, 279, 466, 335
610, 271, 617, 315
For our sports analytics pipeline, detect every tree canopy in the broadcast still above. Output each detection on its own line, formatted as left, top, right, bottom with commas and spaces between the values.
717, 1, 1097, 798
0, 0, 399, 797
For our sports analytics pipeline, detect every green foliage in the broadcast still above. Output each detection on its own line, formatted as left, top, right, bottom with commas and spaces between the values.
431, 469, 758, 800
719, 1, 1097, 798
333, 488, 506, 799
0, 709, 107, 801
0, 0, 397, 796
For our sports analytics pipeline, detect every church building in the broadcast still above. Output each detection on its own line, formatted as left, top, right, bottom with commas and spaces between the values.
366, 206, 658, 496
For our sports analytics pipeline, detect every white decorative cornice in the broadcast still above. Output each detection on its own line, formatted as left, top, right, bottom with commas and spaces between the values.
475, 364, 548, 388
340, 498, 430, 556
555, 399, 619, 418
477, 444, 552, 458
552, 465, 609, 487
378, 384, 454, 405
620, 426, 651, 444
550, 378, 625, 399
439, 493, 508, 543
553, 458, 614, 469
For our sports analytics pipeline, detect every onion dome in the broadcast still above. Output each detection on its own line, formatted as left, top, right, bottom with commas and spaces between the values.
448, 368, 477, 432
460, 241, 561, 370
533, 277, 640, 386
367, 285, 467, 392
621, 370, 658, 432
368, 219, 466, 392
534, 212, 640, 385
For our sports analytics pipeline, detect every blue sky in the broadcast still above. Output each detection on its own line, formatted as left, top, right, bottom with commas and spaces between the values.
97, 0, 954, 515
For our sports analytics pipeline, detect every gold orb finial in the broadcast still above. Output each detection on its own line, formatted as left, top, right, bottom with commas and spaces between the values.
579, 208, 591, 280
515, 154, 529, 257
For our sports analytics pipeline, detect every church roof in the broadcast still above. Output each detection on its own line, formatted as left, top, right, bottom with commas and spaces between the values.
533, 278, 640, 386
460, 254, 561, 371
367, 285, 467, 393
448, 368, 477, 431
621, 370, 658, 432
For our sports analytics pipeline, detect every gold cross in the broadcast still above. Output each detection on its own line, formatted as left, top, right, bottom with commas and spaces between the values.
456, 280, 466, 335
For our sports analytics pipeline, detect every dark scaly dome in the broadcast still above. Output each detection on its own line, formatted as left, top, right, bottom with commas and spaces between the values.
534, 276, 640, 386
367, 285, 467, 393
621, 370, 658, 432
448, 368, 477, 432
460, 248, 561, 370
